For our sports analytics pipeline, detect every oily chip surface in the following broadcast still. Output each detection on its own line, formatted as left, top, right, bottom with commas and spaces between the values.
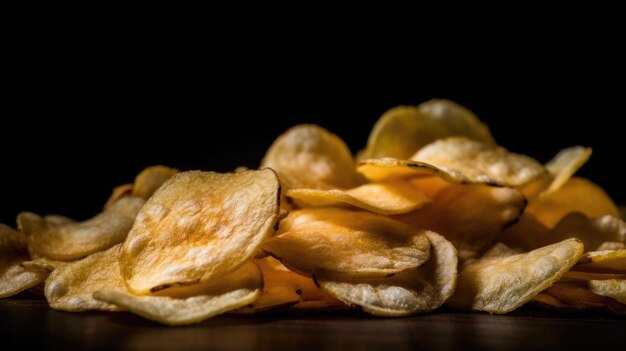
120, 169, 281, 294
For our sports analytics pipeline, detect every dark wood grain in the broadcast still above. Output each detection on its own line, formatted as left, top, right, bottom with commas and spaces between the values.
2, 294, 625, 351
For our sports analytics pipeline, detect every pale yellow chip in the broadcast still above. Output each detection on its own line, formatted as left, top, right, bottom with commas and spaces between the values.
18, 196, 145, 260
0, 224, 47, 298
588, 279, 626, 304
45, 244, 126, 311
120, 169, 281, 294
362, 99, 495, 160
104, 183, 134, 209
264, 208, 431, 277
287, 179, 430, 215
446, 238, 584, 313
543, 146, 592, 195
394, 184, 526, 261
261, 124, 362, 190
410, 137, 545, 187
573, 250, 626, 273
525, 177, 618, 229
538, 283, 626, 315
132, 165, 179, 200
317, 232, 457, 317
94, 261, 262, 325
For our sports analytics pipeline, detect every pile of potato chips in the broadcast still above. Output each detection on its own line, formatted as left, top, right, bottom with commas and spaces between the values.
2, 99, 625, 325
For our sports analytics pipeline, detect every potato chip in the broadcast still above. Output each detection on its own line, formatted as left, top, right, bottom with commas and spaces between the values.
394, 184, 526, 261
45, 244, 126, 311
481, 242, 524, 259
573, 250, 626, 273
264, 208, 430, 277
588, 279, 626, 304
446, 238, 584, 313
357, 158, 465, 183
104, 183, 134, 209
287, 179, 430, 215
94, 261, 262, 325
410, 137, 545, 187
261, 124, 362, 190
132, 165, 179, 200
538, 283, 626, 315
407, 175, 450, 199
524, 177, 618, 229
597, 242, 626, 251
362, 99, 495, 160
316, 232, 457, 316
120, 169, 281, 294
19, 196, 145, 260
0, 224, 47, 298
543, 146, 592, 195
20, 257, 66, 272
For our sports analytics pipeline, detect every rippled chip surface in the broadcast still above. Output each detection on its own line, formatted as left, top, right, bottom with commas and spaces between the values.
317, 232, 457, 316
120, 170, 281, 294
18, 196, 144, 261
264, 208, 430, 277
0, 224, 47, 298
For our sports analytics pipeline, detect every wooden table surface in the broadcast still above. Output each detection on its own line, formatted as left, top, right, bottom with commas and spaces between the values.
2, 294, 625, 351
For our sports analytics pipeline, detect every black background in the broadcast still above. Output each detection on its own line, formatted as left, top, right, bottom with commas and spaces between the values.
2, 15, 624, 225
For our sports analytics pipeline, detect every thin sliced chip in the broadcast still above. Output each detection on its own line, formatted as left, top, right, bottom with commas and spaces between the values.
265, 208, 430, 277
19, 196, 145, 260
410, 137, 544, 187
597, 242, 626, 251
261, 124, 362, 190
0, 224, 47, 298
362, 99, 495, 160
104, 183, 134, 209
539, 283, 626, 315
120, 169, 281, 294
287, 180, 430, 215
562, 271, 626, 281
394, 184, 526, 261
573, 250, 626, 273
316, 232, 457, 316
45, 244, 126, 311
20, 257, 66, 272
543, 146, 592, 195
446, 238, 584, 313
358, 158, 464, 183
132, 165, 179, 200
525, 177, 618, 229
94, 261, 262, 325
588, 279, 626, 304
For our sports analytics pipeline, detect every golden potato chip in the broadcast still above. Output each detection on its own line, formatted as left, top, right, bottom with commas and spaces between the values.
287, 179, 430, 215
446, 238, 584, 313
316, 232, 457, 316
362, 99, 495, 160
597, 242, 626, 251
410, 137, 545, 187
543, 146, 592, 195
20, 257, 66, 272
94, 261, 262, 325
104, 183, 134, 209
357, 158, 465, 183
264, 208, 430, 277
525, 177, 618, 229
588, 279, 626, 304
394, 184, 526, 261
407, 175, 450, 199
19, 196, 145, 260
45, 244, 126, 311
0, 224, 47, 298
261, 124, 363, 190
132, 165, 179, 200
120, 169, 281, 294
538, 283, 626, 315
573, 250, 626, 273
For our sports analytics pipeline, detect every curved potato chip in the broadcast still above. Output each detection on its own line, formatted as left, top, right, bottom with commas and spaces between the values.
132, 165, 179, 200
20, 257, 66, 272
287, 180, 430, 215
265, 208, 430, 277
94, 261, 262, 325
573, 250, 626, 273
45, 244, 126, 311
0, 224, 47, 298
120, 169, 281, 294
260, 124, 362, 190
410, 137, 544, 187
362, 99, 495, 160
539, 283, 626, 315
104, 183, 134, 209
19, 196, 145, 260
588, 279, 626, 304
525, 177, 618, 229
358, 158, 464, 183
394, 184, 526, 261
543, 146, 592, 195
316, 232, 457, 317
446, 238, 584, 313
